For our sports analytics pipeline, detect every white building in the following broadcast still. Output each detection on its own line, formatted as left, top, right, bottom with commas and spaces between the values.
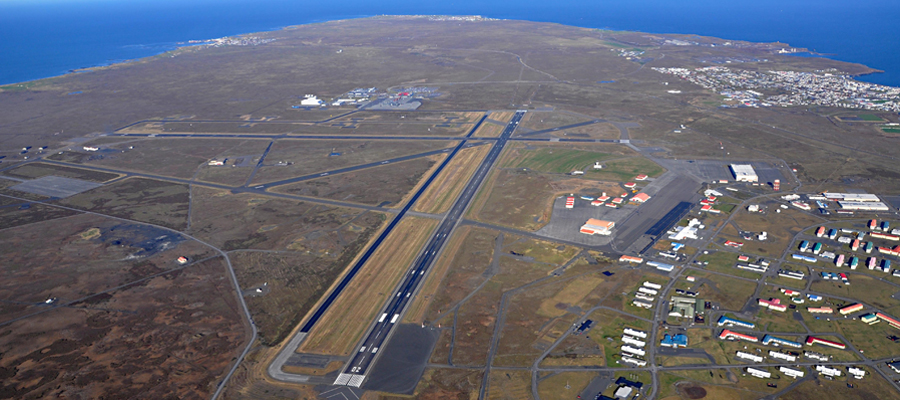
746, 367, 771, 378
300, 94, 324, 106
580, 219, 615, 235
839, 201, 890, 211
621, 345, 646, 357
624, 328, 647, 338
815, 365, 842, 377
634, 293, 655, 302
779, 366, 805, 378
621, 355, 646, 367
622, 336, 646, 348
768, 351, 797, 362
848, 367, 866, 379
823, 193, 881, 202
736, 351, 763, 362
632, 300, 653, 309
730, 164, 759, 182
805, 351, 829, 362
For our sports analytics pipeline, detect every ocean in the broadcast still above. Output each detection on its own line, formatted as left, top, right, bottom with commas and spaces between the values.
2, 0, 899, 86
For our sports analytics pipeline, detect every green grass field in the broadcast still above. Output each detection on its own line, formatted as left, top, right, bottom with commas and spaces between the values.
585, 157, 666, 182
858, 113, 883, 121
502, 148, 617, 173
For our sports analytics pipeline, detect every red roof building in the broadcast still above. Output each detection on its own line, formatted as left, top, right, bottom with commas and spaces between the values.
619, 255, 644, 264
718, 329, 759, 342
805, 336, 846, 349
839, 303, 864, 315
580, 219, 615, 236
759, 298, 787, 312
631, 193, 651, 203
875, 313, 900, 329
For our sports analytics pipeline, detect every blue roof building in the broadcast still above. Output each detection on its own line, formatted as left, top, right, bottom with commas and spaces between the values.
716, 316, 756, 329
660, 333, 688, 348
761, 334, 803, 348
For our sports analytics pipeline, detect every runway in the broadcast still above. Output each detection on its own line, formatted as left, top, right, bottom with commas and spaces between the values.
333, 111, 526, 388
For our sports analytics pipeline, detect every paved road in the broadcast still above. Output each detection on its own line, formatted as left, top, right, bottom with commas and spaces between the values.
241, 140, 274, 186
333, 111, 526, 388
515, 119, 605, 137
111, 132, 483, 141
252, 145, 480, 190
36, 158, 397, 213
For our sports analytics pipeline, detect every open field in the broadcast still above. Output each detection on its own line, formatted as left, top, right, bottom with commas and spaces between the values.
273, 155, 440, 207
125, 118, 474, 137
551, 122, 622, 140
395, 368, 483, 400
472, 122, 504, 138
585, 156, 666, 182
494, 267, 601, 366
52, 138, 271, 181
780, 373, 900, 400
449, 256, 563, 366
468, 169, 554, 230
333, 110, 484, 124
58, 177, 190, 230
688, 271, 756, 312
0, 256, 245, 399
499, 143, 630, 174
488, 111, 515, 125
3, 162, 120, 182
486, 370, 532, 400
0, 195, 79, 230
518, 111, 595, 132
413, 144, 490, 214
656, 372, 769, 400
299, 216, 438, 356
694, 251, 763, 280
419, 228, 582, 366
189, 187, 381, 251
421, 227, 501, 327
536, 372, 597, 400
228, 211, 381, 346
250, 139, 453, 185
0, 213, 213, 323
539, 276, 649, 367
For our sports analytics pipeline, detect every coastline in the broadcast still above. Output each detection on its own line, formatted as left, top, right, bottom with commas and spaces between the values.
0, 14, 892, 89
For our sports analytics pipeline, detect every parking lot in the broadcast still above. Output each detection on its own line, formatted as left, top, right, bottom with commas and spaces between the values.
10, 175, 104, 198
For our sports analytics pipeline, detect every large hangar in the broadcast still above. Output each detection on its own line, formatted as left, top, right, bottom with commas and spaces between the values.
730, 164, 758, 182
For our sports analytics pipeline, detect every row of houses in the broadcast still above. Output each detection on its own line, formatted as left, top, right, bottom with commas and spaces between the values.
620, 328, 648, 367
